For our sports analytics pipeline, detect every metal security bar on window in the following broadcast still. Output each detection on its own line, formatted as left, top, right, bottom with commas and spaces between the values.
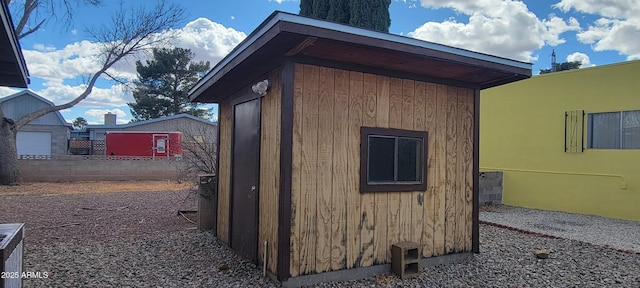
564, 110, 584, 152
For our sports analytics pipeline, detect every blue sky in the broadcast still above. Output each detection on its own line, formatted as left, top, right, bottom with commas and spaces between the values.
2, 0, 637, 125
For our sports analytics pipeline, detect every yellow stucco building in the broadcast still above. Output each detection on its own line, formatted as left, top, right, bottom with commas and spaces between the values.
481, 60, 640, 221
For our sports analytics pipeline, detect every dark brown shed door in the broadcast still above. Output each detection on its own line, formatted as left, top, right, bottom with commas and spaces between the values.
231, 98, 260, 262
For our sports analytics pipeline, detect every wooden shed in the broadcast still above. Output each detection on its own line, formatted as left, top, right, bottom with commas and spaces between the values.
189, 11, 531, 285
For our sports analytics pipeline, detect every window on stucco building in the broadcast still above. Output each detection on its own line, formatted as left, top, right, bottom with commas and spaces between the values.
588, 110, 640, 149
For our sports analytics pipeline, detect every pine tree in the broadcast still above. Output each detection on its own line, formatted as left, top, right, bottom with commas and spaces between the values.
299, 0, 390, 32
327, 0, 350, 24
72, 117, 87, 130
128, 47, 211, 122
372, 0, 391, 32
299, 0, 313, 17
312, 0, 330, 19
539, 61, 582, 74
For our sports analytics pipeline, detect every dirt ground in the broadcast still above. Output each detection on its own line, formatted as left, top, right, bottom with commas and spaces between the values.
0, 180, 193, 196
0, 181, 198, 245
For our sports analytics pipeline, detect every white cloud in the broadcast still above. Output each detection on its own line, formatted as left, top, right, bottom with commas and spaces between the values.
84, 108, 129, 124
396, 0, 418, 8
566, 52, 594, 67
0, 87, 20, 98
34, 80, 132, 108
32, 44, 57, 52
268, 0, 298, 3
409, 0, 580, 62
22, 40, 105, 81
19, 18, 246, 110
172, 18, 246, 65
553, 0, 638, 19
85, 108, 126, 118
555, 0, 640, 60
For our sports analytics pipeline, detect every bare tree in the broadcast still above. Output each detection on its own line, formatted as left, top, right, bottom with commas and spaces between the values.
177, 122, 218, 180
0, 0, 185, 185
7, 0, 102, 39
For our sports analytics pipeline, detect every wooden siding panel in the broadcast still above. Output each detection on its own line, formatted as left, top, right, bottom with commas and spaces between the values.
373, 75, 389, 264
433, 84, 447, 256
217, 99, 231, 244
259, 69, 281, 275
445, 86, 458, 254
422, 82, 437, 257
386, 78, 403, 259
290, 64, 304, 277
331, 69, 349, 271
412, 81, 427, 254
454, 87, 467, 252
360, 73, 377, 267
289, 63, 474, 274
401, 79, 416, 244
300, 64, 320, 274
316, 67, 335, 273
346, 71, 363, 269
464, 89, 474, 251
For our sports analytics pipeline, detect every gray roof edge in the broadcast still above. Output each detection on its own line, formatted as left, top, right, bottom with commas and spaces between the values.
189, 11, 531, 98
86, 113, 216, 129
1, 0, 30, 86
276, 12, 531, 69
0, 90, 69, 126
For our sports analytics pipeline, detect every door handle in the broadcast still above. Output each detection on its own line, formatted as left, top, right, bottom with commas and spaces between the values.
251, 185, 256, 192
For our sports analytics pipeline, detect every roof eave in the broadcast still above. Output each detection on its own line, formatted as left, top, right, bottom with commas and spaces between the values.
0, 0, 29, 88
189, 11, 532, 103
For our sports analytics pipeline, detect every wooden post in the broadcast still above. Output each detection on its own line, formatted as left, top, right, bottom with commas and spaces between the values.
198, 174, 217, 231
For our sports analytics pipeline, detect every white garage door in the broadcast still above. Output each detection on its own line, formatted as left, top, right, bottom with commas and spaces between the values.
16, 132, 52, 156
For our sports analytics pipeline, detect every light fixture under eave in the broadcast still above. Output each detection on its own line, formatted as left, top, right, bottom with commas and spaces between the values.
252, 79, 271, 96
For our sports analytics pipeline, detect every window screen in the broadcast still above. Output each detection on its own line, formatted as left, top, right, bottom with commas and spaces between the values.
589, 110, 640, 149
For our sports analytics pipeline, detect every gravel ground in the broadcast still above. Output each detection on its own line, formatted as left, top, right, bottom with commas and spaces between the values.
2, 184, 639, 287
0, 189, 197, 244
480, 205, 640, 253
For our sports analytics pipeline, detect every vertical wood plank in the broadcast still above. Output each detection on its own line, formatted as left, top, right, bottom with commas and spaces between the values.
422, 82, 437, 257
217, 99, 231, 244
290, 64, 304, 277
346, 71, 363, 269
360, 72, 377, 267
259, 69, 281, 274
372, 74, 390, 264
433, 84, 447, 256
331, 68, 349, 271
271, 71, 282, 274
401, 79, 416, 243
300, 64, 320, 274
455, 87, 467, 252
315, 67, 334, 273
412, 81, 427, 249
445, 85, 458, 254
463, 88, 474, 251
386, 77, 403, 257
259, 75, 269, 273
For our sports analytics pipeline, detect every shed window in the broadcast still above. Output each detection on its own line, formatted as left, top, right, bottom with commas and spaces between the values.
360, 127, 428, 192
588, 110, 640, 149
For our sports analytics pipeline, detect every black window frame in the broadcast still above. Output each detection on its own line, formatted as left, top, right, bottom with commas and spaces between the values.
360, 126, 428, 193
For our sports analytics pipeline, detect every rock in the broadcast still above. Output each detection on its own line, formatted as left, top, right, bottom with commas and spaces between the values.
534, 249, 550, 259
218, 263, 229, 271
